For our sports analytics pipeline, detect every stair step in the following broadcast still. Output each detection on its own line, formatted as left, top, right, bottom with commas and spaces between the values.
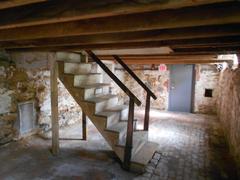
85, 94, 117, 103
56, 52, 82, 62
95, 105, 128, 127
71, 83, 110, 100
72, 72, 101, 75
116, 130, 148, 158
64, 62, 92, 74
74, 73, 102, 86
118, 130, 148, 147
106, 122, 127, 143
76, 83, 110, 89
107, 121, 127, 133
96, 105, 127, 118
131, 141, 159, 172
104, 105, 128, 112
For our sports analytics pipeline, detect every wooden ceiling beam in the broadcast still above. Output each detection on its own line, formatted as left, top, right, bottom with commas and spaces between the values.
110, 59, 231, 65
0, 0, 47, 10
0, 0, 233, 29
1, 25, 240, 48
5, 39, 240, 51
173, 46, 240, 54
6, 43, 240, 55
98, 55, 219, 60
0, 2, 240, 41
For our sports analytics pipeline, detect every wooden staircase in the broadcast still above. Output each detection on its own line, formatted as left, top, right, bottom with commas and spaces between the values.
57, 51, 158, 172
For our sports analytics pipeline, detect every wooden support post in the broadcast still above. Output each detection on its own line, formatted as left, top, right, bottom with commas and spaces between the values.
82, 111, 87, 140
123, 98, 134, 170
237, 54, 240, 68
144, 93, 151, 131
51, 61, 59, 155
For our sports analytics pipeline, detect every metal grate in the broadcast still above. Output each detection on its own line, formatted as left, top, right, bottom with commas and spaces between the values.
15, 101, 37, 136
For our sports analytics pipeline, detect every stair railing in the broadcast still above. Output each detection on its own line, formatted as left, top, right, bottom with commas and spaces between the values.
86, 50, 141, 170
113, 55, 157, 131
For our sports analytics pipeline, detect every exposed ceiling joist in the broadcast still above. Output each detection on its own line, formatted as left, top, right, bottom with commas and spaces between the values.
0, 2, 240, 41
173, 46, 240, 54
1, 26, 240, 49
108, 59, 231, 65
3, 36, 240, 50
97, 55, 219, 60
5, 39, 240, 51
0, 0, 47, 10
0, 0, 233, 29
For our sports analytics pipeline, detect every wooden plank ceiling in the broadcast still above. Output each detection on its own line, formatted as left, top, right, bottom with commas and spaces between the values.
0, 0, 239, 64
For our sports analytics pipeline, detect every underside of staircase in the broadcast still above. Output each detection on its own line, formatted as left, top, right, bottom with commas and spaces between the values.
57, 54, 158, 173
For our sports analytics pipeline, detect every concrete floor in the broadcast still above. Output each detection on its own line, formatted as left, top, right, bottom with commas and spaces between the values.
0, 110, 238, 180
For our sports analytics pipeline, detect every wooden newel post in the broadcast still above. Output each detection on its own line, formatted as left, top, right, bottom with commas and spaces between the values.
144, 93, 151, 131
82, 111, 87, 140
123, 98, 135, 170
51, 61, 59, 155
237, 54, 240, 68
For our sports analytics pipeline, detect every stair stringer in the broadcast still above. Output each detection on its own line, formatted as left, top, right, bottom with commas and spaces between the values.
58, 68, 125, 161
58, 61, 159, 172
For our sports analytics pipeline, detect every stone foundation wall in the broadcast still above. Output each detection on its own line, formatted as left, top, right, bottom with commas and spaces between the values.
114, 64, 169, 110
0, 61, 16, 145
0, 52, 83, 141
12, 52, 82, 135
194, 65, 220, 114
114, 64, 220, 112
217, 67, 240, 166
0, 51, 223, 145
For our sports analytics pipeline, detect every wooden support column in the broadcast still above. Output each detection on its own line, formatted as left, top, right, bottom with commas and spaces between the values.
237, 54, 240, 68
82, 112, 87, 140
51, 61, 59, 155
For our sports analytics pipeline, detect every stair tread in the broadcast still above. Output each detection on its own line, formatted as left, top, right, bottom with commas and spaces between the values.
64, 62, 92, 65
72, 72, 101, 75
75, 83, 110, 89
104, 105, 128, 112
117, 130, 147, 146
96, 105, 128, 117
131, 141, 159, 165
106, 121, 127, 133
96, 105, 127, 117
85, 94, 117, 103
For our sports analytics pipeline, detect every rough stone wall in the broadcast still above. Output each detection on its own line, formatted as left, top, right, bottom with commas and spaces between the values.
2, 52, 82, 138
194, 65, 220, 114
114, 64, 169, 110
0, 62, 16, 145
114, 64, 220, 112
217, 67, 240, 167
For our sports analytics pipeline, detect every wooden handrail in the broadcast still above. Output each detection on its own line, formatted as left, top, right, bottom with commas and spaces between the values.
113, 55, 157, 131
113, 55, 157, 100
86, 50, 141, 106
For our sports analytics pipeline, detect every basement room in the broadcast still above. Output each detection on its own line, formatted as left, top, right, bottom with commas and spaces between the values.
0, 1, 240, 180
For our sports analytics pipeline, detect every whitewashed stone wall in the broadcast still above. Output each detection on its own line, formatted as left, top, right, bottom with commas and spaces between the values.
217, 68, 240, 167
194, 65, 220, 114
9, 52, 82, 136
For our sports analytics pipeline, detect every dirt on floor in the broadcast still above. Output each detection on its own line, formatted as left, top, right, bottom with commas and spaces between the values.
0, 110, 239, 180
